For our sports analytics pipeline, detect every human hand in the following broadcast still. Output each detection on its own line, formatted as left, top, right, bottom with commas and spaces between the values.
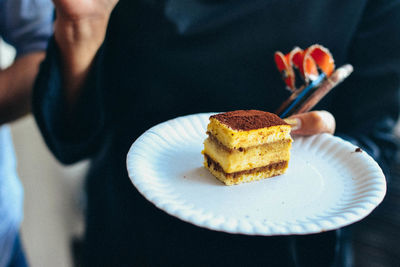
284, 110, 336, 135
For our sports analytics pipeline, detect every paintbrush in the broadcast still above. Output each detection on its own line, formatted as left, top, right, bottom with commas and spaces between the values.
277, 64, 353, 118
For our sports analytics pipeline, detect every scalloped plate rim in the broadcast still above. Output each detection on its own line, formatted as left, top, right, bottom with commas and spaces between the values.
126, 112, 387, 236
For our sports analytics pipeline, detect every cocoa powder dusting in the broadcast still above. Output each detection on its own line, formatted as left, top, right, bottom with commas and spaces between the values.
211, 110, 287, 130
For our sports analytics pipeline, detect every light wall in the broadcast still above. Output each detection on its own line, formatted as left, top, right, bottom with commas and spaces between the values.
1, 38, 87, 267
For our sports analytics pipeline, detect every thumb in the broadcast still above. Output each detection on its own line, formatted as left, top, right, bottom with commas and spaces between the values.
284, 110, 336, 135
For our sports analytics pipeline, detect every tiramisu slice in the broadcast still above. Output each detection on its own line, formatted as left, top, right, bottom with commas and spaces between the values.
202, 110, 292, 185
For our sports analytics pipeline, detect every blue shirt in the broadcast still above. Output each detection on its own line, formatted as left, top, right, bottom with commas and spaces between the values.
0, 0, 53, 266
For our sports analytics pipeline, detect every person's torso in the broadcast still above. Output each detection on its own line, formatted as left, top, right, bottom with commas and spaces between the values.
109, 0, 362, 135
83, 0, 367, 265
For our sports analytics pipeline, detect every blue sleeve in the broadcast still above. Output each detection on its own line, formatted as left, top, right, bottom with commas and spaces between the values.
0, 0, 53, 56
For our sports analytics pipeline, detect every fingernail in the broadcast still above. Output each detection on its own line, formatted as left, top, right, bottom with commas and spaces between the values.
284, 118, 301, 131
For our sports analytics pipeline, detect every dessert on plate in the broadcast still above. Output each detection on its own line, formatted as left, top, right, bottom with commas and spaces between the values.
202, 110, 292, 185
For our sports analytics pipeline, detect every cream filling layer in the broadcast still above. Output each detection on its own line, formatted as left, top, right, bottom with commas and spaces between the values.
203, 136, 292, 173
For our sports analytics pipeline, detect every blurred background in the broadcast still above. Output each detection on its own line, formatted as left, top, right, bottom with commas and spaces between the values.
1, 39, 88, 267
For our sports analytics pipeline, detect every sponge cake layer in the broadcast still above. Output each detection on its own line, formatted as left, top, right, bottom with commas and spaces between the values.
207, 110, 291, 150
203, 136, 292, 173
204, 154, 289, 186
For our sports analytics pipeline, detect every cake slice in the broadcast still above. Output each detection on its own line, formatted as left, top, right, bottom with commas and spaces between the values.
202, 110, 292, 185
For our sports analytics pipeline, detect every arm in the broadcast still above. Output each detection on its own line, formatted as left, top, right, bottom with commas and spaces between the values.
0, 0, 53, 124
288, 1, 400, 179
329, 0, 400, 178
52, 0, 118, 113
32, 0, 119, 164
0, 52, 45, 124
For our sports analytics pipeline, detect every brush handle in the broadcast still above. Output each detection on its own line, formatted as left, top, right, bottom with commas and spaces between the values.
294, 64, 353, 114
278, 73, 325, 118
277, 64, 353, 118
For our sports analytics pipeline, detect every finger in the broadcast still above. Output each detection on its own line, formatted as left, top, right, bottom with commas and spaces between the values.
284, 110, 336, 135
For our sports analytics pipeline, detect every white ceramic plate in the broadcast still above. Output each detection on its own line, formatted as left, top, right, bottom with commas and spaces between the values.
126, 113, 386, 235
